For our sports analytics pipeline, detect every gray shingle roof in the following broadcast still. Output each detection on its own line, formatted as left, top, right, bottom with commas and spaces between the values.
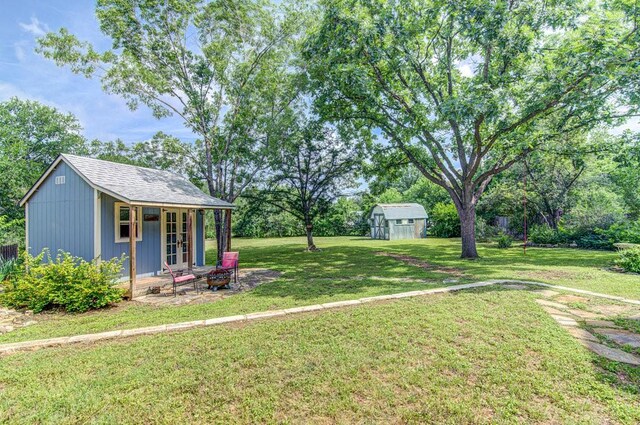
373, 203, 428, 219
61, 154, 233, 208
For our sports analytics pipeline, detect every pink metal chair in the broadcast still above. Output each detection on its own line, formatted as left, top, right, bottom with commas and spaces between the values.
210, 251, 239, 289
164, 261, 199, 296
219, 252, 239, 283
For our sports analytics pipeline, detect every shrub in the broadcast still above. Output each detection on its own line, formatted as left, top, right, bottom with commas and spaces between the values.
529, 225, 564, 245
496, 234, 513, 249
615, 247, 640, 273
430, 203, 460, 237
475, 217, 500, 242
0, 256, 20, 282
0, 250, 125, 313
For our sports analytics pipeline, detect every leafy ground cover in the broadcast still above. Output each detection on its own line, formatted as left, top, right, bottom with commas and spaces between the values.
0, 236, 637, 344
1, 287, 638, 424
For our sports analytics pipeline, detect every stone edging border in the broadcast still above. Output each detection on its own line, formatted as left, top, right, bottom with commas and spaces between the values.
1, 279, 638, 354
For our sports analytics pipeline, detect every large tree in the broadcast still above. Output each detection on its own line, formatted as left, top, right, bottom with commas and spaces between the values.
263, 119, 362, 250
0, 98, 86, 244
304, 0, 640, 258
38, 0, 304, 260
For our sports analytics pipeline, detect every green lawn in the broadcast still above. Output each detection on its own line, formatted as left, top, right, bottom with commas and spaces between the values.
1, 287, 638, 424
0, 236, 638, 344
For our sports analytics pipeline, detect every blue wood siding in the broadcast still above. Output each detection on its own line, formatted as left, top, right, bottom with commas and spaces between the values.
27, 162, 94, 261
100, 194, 161, 277
196, 210, 204, 266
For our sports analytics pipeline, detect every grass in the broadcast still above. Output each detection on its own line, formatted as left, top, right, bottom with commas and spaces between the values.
0, 236, 638, 344
1, 287, 638, 424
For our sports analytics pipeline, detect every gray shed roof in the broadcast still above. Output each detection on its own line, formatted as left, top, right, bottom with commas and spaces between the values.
372, 203, 428, 220
20, 154, 234, 209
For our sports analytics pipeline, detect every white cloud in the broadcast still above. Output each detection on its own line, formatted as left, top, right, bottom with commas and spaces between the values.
19, 17, 49, 37
13, 42, 26, 62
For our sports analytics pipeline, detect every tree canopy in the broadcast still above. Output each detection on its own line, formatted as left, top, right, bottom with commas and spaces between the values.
303, 0, 640, 257
37, 0, 307, 258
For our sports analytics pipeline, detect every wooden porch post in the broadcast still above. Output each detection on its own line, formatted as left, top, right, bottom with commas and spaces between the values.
128, 205, 137, 299
225, 209, 232, 251
187, 209, 193, 269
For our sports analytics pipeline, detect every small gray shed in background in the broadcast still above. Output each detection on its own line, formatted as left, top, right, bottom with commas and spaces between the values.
369, 203, 428, 240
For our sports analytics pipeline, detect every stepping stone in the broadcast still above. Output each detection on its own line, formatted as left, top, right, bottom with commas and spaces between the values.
551, 315, 578, 327
536, 299, 569, 310
566, 327, 598, 342
585, 319, 619, 328
567, 309, 602, 319
593, 328, 640, 348
579, 341, 640, 365
443, 278, 459, 284
534, 289, 560, 298
542, 306, 574, 316
556, 295, 590, 304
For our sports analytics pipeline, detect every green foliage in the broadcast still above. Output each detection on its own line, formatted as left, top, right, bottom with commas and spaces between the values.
529, 225, 565, 245
0, 256, 19, 282
0, 215, 24, 247
615, 247, 640, 273
475, 217, 500, 242
305, 0, 640, 258
430, 203, 460, 238
0, 250, 125, 313
231, 198, 303, 238
315, 198, 367, 236
496, 234, 513, 249
0, 98, 86, 244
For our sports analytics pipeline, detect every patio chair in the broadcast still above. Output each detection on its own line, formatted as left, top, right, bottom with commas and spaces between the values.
164, 261, 200, 296
208, 252, 239, 290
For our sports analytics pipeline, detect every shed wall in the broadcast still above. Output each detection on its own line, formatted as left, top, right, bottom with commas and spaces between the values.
27, 162, 95, 261
101, 194, 161, 277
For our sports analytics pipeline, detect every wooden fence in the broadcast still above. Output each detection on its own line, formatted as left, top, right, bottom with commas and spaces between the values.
0, 244, 18, 260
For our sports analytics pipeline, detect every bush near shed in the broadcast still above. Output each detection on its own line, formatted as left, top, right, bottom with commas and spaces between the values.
0, 250, 125, 313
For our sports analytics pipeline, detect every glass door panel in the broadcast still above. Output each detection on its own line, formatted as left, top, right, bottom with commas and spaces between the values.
165, 211, 178, 266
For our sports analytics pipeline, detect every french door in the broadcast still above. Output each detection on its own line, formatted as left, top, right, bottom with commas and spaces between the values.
163, 209, 194, 269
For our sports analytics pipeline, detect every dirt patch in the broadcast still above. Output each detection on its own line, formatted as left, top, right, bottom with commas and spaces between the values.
134, 268, 282, 306
375, 252, 465, 277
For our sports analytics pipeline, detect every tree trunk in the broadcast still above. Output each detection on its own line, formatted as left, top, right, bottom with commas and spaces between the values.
305, 223, 317, 251
458, 204, 478, 259
213, 209, 228, 264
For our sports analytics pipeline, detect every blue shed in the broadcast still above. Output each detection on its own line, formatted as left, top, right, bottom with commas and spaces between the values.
19, 154, 234, 291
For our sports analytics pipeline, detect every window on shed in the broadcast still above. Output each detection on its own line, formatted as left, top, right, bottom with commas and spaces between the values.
115, 203, 142, 243
396, 219, 403, 224
408, 219, 414, 224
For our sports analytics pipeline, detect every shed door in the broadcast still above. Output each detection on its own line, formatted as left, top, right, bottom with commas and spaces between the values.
163, 209, 195, 269
372, 214, 387, 239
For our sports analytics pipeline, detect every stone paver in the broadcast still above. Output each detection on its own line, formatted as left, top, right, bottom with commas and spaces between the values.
535, 299, 569, 310
502, 284, 527, 290
541, 306, 574, 316
565, 327, 598, 342
593, 328, 640, 348
578, 340, 640, 365
585, 319, 619, 328
567, 309, 602, 319
551, 315, 578, 327
555, 295, 590, 304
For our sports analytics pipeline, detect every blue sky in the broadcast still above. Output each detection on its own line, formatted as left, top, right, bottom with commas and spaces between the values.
0, 0, 197, 144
